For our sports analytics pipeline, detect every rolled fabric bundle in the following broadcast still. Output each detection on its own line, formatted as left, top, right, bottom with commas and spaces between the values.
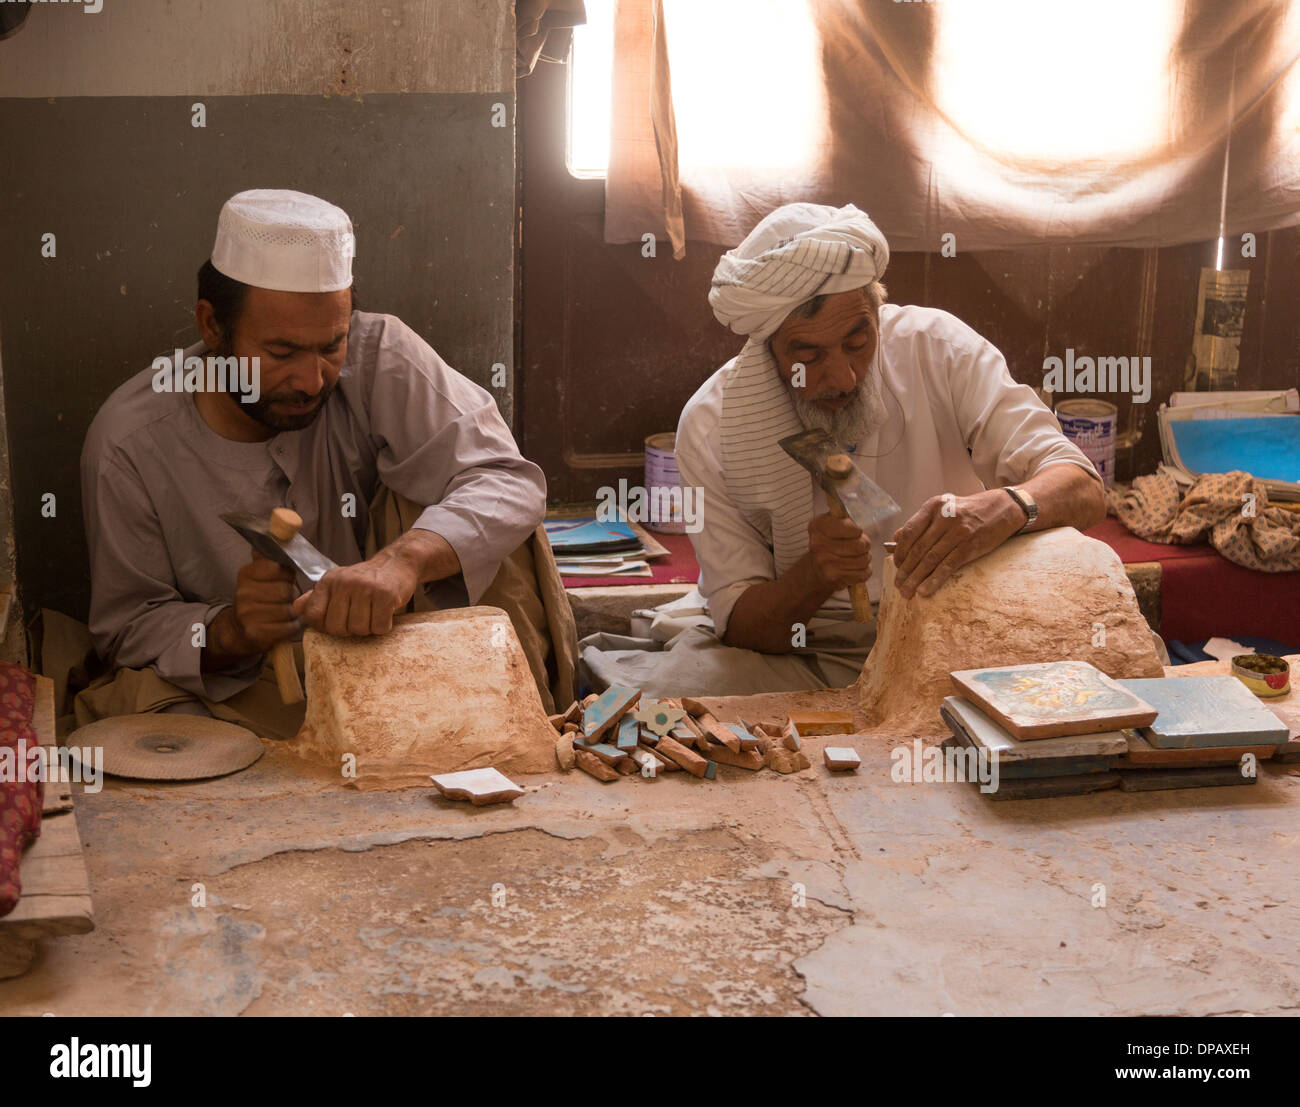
0, 662, 42, 918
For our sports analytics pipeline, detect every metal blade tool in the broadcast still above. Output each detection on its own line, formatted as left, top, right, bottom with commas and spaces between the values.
220, 508, 339, 703
779, 428, 903, 623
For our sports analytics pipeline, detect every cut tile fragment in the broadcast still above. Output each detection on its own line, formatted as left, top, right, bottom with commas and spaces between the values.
656, 735, 714, 779
582, 685, 642, 742
632, 700, 687, 737
823, 747, 861, 772
615, 715, 641, 750
430, 767, 525, 806
638, 742, 679, 771
575, 749, 619, 782
705, 745, 764, 771
555, 734, 576, 772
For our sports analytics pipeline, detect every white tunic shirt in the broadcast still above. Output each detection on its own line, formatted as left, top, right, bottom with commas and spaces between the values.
676, 304, 1099, 636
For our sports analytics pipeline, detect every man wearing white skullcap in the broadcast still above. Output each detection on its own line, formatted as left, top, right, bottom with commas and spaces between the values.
80, 189, 555, 731
582, 203, 1105, 697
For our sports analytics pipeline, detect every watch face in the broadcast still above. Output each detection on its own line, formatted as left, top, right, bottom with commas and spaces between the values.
1007, 487, 1033, 526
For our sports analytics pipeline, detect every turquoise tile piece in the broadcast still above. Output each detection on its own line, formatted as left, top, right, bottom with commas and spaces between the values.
582, 685, 640, 740
616, 716, 640, 750
1116, 676, 1289, 749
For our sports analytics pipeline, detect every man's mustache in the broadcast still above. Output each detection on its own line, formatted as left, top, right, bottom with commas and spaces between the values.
808, 385, 860, 404
266, 388, 324, 405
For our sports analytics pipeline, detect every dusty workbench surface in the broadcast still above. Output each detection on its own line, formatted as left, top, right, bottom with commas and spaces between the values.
2, 730, 1298, 1016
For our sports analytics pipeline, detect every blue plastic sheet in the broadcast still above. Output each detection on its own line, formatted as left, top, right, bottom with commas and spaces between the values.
1170, 416, 1300, 483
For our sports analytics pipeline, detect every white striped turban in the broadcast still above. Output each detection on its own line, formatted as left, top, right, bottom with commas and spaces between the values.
708, 203, 890, 343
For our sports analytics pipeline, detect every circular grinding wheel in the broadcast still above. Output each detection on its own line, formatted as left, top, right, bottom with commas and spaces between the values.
71, 714, 264, 781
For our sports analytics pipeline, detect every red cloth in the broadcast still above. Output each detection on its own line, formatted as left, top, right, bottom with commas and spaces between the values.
1085, 518, 1300, 644
561, 517, 1300, 643
0, 662, 42, 918
560, 532, 701, 589
1083, 517, 1210, 564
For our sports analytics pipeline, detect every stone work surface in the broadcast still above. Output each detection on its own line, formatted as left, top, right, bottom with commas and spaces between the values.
3, 536, 1294, 1015
856, 529, 1165, 738
292, 609, 558, 788
3, 737, 1297, 1016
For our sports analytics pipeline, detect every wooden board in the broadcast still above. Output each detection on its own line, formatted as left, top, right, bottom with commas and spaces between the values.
0, 675, 94, 978
1118, 676, 1291, 750
34, 674, 72, 814
1116, 765, 1256, 792
983, 771, 1122, 802
950, 660, 1158, 740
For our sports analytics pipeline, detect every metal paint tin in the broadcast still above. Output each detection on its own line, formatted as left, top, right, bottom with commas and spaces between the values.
1055, 398, 1118, 487
644, 432, 686, 534
1231, 653, 1291, 698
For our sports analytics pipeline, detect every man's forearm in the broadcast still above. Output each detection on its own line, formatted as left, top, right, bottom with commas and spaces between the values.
722, 554, 838, 654
1017, 463, 1106, 532
374, 527, 462, 586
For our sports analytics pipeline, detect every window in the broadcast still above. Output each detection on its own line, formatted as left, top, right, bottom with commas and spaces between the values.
663, 0, 825, 172
567, 0, 825, 178
567, 0, 614, 178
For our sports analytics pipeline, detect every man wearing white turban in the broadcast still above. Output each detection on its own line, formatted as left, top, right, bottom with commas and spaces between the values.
581, 203, 1105, 697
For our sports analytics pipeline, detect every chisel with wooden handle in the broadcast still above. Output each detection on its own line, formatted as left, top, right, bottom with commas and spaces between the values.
778, 429, 903, 624
220, 507, 339, 704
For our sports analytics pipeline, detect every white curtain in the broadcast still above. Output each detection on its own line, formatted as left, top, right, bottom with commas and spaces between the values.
605, 0, 1300, 252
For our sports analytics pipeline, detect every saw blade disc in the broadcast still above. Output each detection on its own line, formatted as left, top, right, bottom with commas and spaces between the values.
69, 713, 264, 781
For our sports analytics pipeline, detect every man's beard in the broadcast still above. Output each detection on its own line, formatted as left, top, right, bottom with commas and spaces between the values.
792, 370, 889, 448
242, 381, 335, 432
215, 338, 335, 432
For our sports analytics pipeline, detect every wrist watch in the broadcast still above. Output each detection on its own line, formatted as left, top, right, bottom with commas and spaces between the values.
1004, 486, 1038, 534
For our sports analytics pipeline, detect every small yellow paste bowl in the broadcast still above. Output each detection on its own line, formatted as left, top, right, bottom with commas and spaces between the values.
1231, 653, 1291, 698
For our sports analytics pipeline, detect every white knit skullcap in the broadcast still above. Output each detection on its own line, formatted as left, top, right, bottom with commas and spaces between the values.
211, 189, 355, 293
709, 203, 889, 342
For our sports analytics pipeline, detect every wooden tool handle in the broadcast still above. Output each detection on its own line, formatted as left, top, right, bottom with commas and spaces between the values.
847, 584, 873, 623
268, 508, 305, 703
271, 641, 304, 704
825, 455, 873, 624
269, 507, 302, 542
825, 453, 854, 481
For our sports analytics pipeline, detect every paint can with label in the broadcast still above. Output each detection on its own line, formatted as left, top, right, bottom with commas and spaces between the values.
644, 432, 686, 534
1055, 399, 1117, 487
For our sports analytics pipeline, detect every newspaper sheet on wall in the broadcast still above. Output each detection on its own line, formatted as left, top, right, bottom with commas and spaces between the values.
1187, 267, 1249, 390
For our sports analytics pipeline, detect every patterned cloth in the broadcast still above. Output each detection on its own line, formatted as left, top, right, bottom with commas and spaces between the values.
0, 661, 42, 917
1109, 466, 1300, 572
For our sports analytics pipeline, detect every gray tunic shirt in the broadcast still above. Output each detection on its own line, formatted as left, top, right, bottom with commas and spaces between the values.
81, 311, 547, 701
